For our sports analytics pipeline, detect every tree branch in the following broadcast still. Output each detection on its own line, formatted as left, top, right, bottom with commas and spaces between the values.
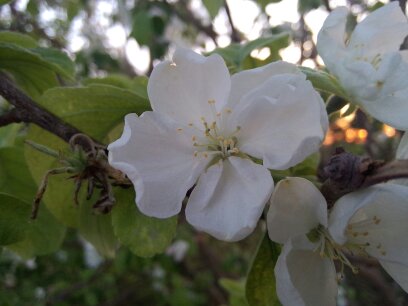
320, 148, 408, 206
0, 108, 22, 127
0, 73, 83, 143
224, 0, 241, 43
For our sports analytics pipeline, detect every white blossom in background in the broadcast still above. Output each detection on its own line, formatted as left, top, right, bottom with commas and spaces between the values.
267, 177, 408, 306
317, 2, 408, 130
108, 48, 328, 241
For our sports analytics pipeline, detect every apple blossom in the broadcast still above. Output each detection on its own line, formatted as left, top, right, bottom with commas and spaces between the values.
108, 48, 328, 242
267, 177, 408, 306
317, 2, 408, 130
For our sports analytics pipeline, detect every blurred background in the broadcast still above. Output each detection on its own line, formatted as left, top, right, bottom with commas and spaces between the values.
0, 0, 407, 305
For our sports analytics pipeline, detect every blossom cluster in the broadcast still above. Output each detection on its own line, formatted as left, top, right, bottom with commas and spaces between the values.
108, 2, 408, 305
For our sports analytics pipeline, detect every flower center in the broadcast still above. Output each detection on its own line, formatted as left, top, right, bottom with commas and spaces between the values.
307, 215, 384, 279
187, 100, 242, 160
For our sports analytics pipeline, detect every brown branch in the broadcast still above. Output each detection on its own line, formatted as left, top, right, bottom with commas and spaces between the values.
0, 108, 22, 126
224, 0, 241, 43
320, 148, 408, 206
0, 72, 83, 143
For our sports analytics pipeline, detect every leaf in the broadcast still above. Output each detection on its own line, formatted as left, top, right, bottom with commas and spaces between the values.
299, 67, 349, 100
0, 193, 31, 246
79, 195, 117, 258
202, 0, 223, 19
220, 278, 250, 306
31, 47, 75, 78
0, 124, 21, 148
0, 147, 65, 257
131, 10, 154, 46
0, 0, 12, 5
246, 233, 282, 306
211, 33, 290, 71
25, 85, 151, 227
111, 189, 178, 257
326, 95, 348, 114
0, 31, 38, 48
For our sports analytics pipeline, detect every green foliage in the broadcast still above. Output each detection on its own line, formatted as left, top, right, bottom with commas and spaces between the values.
0, 32, 75, 98
245, 234, 281, 306
79, 197, 117, 258
25, 84, 150, 228
211, 34, 290, 71
298, 0, 321, 13
0, 0, 12, 5
111, 189, 178, 257
299, 67, 349, 100
0, 147, 65, 257
202, 0, 223, 19
220, 278, 249, 306
0, 194, 31, 246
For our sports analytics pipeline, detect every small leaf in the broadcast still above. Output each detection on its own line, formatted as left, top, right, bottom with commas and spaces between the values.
0, 193, 31, 246
111, 189, 177, 257
299, 67, 349, 100
79, 195, 117, 258
202, 0, 223, 19
31, 47, 75, 78
246, 233, 282, 306
0, 31, 38, 48
220, 278, 250, 306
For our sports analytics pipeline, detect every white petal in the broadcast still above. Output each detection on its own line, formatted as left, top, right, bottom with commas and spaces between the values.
186, 156, 273, 241
232, 73, 327, 170
354, 53, 408, 130
275, 238, 337, 306
267, 177, 328, 244
396, 132, 408, 159
227, 61, 300, 108
316, 7, 348, 75
147, 48, 231, 126
379, 260, 408, 293
329, 184, 408, 264
108, 112, 208, 218
348, 2, 408, 57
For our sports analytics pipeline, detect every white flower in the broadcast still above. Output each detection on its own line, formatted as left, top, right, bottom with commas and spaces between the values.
317, 2, 408, 130
267, 177, 408, 306
108, 48, 328, 241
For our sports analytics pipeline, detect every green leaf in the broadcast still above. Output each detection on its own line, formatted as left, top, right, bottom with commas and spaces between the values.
220, 278, 250, 306
246, 233, 281, 306
0, 31, 38, 48
0, 193, 31, 246
111, 189, 177, 257
299, 67, 349, 100
83, 75, 149, 99
31, 47, 75, 78
8, 205, 66, 258
0, 124, 21, 148
0, 147, 65, 257
131, 10, 154, 46
211, 33, 290, 71
202, 0, 223, 19
25, 85, 151, 227
79, 196, 117, 258
0, 0, 12, 5
298, 0, 321, 13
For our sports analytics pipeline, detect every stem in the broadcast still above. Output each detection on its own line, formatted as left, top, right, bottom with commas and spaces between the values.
0, 73, 83, 143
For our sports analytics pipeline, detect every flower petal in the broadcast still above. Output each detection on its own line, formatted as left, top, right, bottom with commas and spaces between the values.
316, 7, 348, 74
147, 48, 231, 126
185, 156, 273, 241
348, 2, 408, 57
275, 237, 337, 306
379, 260, 408, 293
396, 132, 408, 159
227, 61, 300, 108
108, 112, 209, 218
329, 184, 408, 264
232, 73, 327, 170
267, 177, 328, 244
354, 52, 408, 130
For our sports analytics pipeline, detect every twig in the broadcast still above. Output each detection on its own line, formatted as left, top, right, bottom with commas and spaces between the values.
0, 72, 83, 143
168, 0, 218, 44
320, 148, 408, 206
0, 108, 22, 126
224, 0, 241, 43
